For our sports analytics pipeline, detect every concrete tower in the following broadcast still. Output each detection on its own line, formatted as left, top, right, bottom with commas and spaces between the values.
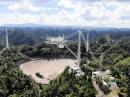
77, 31, 81, 66
86, 32, 89, 52
6, 28, 9, 48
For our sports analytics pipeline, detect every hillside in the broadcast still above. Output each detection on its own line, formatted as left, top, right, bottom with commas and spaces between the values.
0, 48, 40, 97
0, 30, 130, 97
0, 26, 130, 49
0, 48, 96, 97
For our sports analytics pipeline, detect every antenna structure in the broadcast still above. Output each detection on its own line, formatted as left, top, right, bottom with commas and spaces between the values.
6, 28, 9, 48
77, 31, 81, 66
86, 31, 89, 52
45, 30, 89, 66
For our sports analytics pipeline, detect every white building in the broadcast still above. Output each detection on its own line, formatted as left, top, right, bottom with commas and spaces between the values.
92, 71, 103, 79
92, 70, 112, 80
69, 65, 85, 77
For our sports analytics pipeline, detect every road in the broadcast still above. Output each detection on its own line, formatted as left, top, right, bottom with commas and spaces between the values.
92, 80, 119, 97
93, 80, 107, 97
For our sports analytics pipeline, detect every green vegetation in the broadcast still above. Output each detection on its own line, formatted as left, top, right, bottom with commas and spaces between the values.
41, 67, 96, 97
97, 37, 130, 96
0, 48, 96, 97
0, 48, 39, 97
0, 33, 130, 97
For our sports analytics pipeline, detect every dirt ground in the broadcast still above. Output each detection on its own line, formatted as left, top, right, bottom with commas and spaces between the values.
20, 58, 76, 84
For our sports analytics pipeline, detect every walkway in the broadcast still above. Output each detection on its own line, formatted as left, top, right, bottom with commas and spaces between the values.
92, 80, 119, 97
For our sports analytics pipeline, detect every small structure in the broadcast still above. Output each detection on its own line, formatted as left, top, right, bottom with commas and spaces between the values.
69, 64, 85, 77
102, 80, 108, 86
103, 70, 112, 79
70, 65, 85, 77
71, 65, 81, 71
109, 77, 115, 81
76, 69, 85, 77
105, 70, 111, 75
92, 71, 103, 80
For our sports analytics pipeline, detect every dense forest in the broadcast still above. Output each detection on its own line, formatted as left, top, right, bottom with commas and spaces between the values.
0, 47, 96, 97
0, 26, 130, 97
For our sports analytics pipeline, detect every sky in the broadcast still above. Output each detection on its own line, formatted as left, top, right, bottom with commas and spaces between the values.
0, 0, 130, 28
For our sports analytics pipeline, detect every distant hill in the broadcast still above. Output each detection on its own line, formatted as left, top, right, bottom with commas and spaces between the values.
0, 25, 130, 48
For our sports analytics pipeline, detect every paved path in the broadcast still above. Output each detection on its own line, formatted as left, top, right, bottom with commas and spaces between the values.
92, 80, 119, 97
107, 82, 119, 97
92, 80, 107, 97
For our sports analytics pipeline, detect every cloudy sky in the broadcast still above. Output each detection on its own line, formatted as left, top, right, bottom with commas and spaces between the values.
0, 0, 130, 27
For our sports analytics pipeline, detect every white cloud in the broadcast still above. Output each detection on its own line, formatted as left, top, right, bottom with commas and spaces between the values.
8, 1, 41, 11
0, 13, 40, 24
58, 0, 75, 9
0, 0, 130, 27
